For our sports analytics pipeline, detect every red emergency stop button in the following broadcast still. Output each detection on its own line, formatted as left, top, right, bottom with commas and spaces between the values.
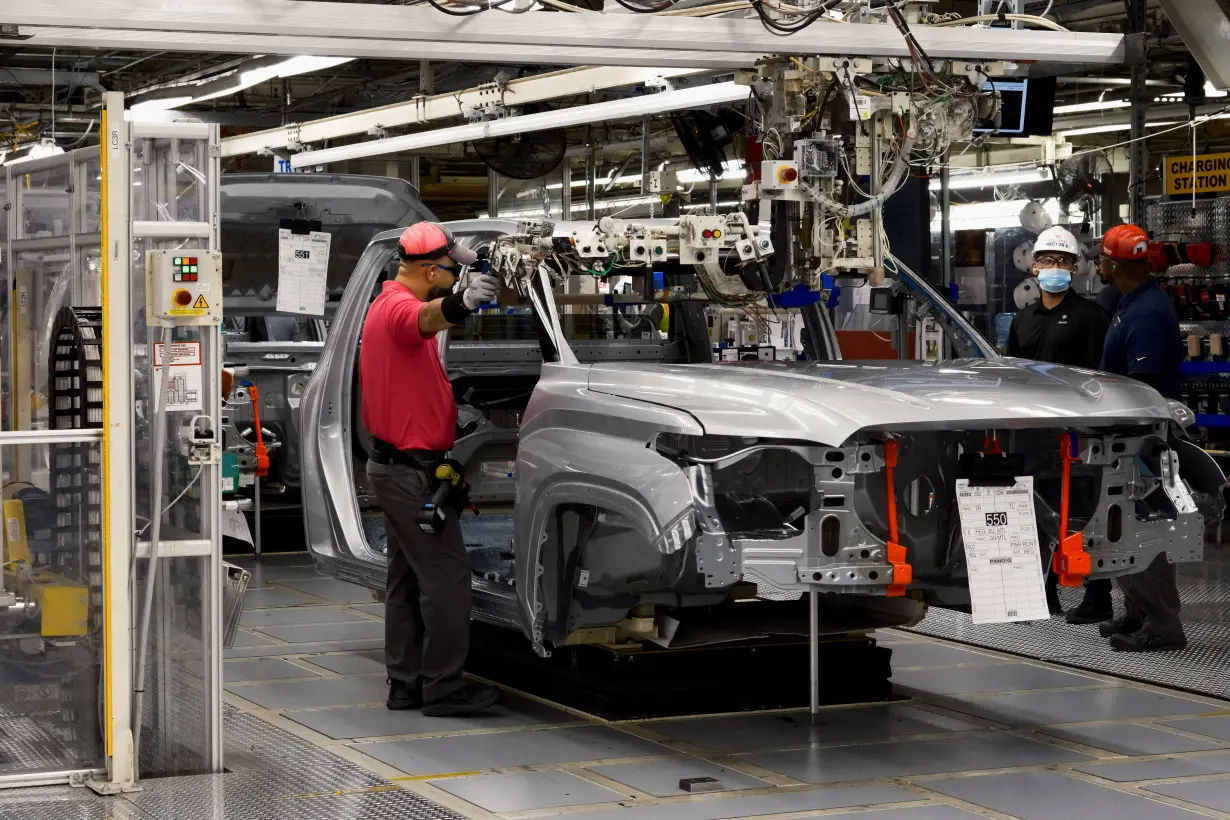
172, 289, 193, 307
778, 166, 798, 183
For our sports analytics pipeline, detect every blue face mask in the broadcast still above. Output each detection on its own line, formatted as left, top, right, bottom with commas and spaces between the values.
1037, 269, 1072, 294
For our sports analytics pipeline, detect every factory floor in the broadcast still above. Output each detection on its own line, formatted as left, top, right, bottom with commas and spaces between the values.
8, 550, 1230, 820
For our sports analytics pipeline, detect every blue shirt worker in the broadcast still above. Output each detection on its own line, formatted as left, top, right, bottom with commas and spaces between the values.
1097, 222, 1187, 653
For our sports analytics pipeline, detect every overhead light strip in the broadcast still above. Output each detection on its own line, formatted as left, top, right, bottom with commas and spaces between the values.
291, 82, 750, 168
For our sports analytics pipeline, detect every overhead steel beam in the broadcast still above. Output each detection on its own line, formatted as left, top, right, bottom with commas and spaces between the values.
290, 81, 749, 168
4, 0, 1128, 62
0, 66, 104, 91
22, 26, 762, 72
221, 65, 714, 158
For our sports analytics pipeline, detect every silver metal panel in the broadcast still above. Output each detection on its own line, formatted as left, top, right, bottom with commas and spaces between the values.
887, 642, 1011, 668
926, 771, 1211, 820
223, 659, 321, 683
355, 726, 667, 776
287, 694, 571, 741
651, 704, 980, 753
223, 637, 383, 660
521, 785, 922, 820
278, 578, 378, 604
225, 674, 388, 710
241, 605, 371, 628
1040, 723, 1223, 756
1080, 753, 1230, 782
299, 650, 385, 676
251, 620, 385, 644
891, 663, 1102, 696
240, 588, 323, 608
934, 687, 1214, 727
1161, 716, 1230, 742
588, 759, 770, 797
1146, 780, 1230, 814
746, 733, 1093, 784
430, 771, 624, 813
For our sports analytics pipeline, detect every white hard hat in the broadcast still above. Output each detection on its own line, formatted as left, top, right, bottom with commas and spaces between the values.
1033, 225, 1080, 258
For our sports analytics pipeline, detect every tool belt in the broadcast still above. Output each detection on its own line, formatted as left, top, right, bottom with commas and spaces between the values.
369, 438, 445, 472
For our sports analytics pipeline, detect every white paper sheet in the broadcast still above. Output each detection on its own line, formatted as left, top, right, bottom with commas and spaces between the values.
276, 228, 331, 316
152, 341, 203, 412
221, 509, 253, 545
955, 476, 1051, 624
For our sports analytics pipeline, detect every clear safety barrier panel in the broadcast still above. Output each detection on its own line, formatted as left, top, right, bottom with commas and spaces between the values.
129, 123, 223, 777
0, 147, 106, 784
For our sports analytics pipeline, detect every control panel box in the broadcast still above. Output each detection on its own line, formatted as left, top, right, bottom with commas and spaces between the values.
760, 160, 800, 192
678, 215, 727, 265
146, 249, 222, 327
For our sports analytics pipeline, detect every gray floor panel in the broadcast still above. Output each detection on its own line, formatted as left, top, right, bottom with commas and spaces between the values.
1146, 779, 1230, 813
744, 732, 1093, 783
811, 809, 986, 820
891, 662, 1102, 696
226, 673, 389, 709
351, 603, 386, 618
252, 620, 386, 644
651, 704, 981, 753
223, 637, 384, 659
1161, 715, 1230, 742
286, 695, 573, 740
938, 686, 1213, 727
522, 785, 920, 820
1077, 752, 1230, 782
922, 770, 1209, 819
1039, 723, 1224, 756
302, 649, 387, 676
240, 587, 325, 609
228, 628, 279, 647
279, 577, 377, 603
355, 725, 668, 775
431, 770, 625, 812
887, 642, 1012, 669
241, 604, 372, 627
588, 758, 770, 796
224, 658, 321, 683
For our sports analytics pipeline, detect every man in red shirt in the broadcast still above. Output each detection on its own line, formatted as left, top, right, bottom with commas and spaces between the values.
361, 221, 501, 716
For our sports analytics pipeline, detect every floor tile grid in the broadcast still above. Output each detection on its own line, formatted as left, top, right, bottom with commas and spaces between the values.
215, 555, 1230, 820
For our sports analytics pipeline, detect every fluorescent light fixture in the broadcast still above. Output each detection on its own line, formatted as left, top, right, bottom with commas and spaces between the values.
292, 82, 750, 168
932, 198, 1080, 232
515, 159, 744, 199
1053, 99, 1131, 114
130, 55, 353, 112
932, 166, 1053, 191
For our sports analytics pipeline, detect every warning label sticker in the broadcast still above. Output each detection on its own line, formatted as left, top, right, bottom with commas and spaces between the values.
193, 294, 209, 310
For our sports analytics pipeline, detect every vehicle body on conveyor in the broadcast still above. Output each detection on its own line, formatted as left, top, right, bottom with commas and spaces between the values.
300, 218, 1225, 656
219, 173, 434, 491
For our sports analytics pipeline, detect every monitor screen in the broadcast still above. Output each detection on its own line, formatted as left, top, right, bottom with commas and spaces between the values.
973, 76, 1056, 137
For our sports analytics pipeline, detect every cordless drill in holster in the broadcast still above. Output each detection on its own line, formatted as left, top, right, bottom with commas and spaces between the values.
416, 459, 469, 535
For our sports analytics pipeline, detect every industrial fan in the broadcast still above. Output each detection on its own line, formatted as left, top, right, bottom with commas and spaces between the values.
472, 103, 567, 180
1055, 153, 1113, 218
672, 108, 743, 180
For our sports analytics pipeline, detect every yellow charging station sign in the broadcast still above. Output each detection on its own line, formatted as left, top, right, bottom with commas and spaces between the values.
1166, 152, 1230, 195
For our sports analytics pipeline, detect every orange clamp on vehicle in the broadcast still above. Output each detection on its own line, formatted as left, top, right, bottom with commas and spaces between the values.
882, 440, 914, 597
247, 384, 270, 479
982, 435, 1002, 455
1054, 433, 1091, 587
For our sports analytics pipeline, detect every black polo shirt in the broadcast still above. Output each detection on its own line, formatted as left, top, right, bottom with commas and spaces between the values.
1007, 288, 1110, 369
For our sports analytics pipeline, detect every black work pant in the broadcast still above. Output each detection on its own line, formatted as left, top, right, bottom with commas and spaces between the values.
1118, 553, 1185, 641
367, 459, 471, 701
1046, 573, 1112, 605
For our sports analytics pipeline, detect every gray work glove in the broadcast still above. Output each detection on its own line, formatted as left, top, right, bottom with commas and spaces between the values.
461, 272, 501, 310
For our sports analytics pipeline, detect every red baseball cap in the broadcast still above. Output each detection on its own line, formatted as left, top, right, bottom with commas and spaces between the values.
397, 222, 478, 265
1101, 223, 1150, 261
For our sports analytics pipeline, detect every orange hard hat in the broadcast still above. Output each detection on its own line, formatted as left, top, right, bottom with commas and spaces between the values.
1101, 223, 1150, 261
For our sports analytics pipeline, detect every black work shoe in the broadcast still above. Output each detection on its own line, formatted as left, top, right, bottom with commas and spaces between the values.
1108, 630, 1187, 653
1065, 595, 1114, 625
1098, 616, 1143, 639
422, 681, 499, 717
387, 679, 422, 711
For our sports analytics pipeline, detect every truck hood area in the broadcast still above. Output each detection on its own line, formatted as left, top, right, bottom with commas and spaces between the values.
586, 358, 1175, 445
